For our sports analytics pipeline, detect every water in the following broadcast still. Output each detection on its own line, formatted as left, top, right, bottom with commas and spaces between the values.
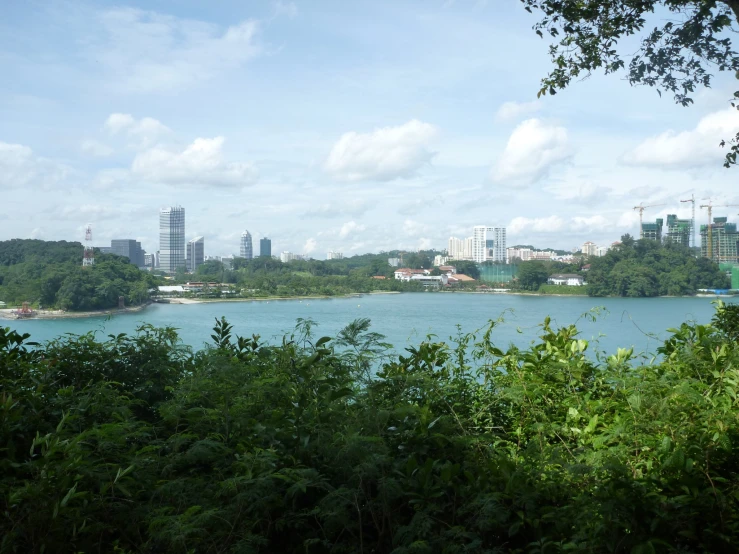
3, 294, 737, 356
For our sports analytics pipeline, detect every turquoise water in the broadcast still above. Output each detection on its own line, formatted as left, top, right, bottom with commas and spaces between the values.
3, 294, 737, 356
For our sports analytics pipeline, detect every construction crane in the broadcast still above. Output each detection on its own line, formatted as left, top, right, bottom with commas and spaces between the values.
633, 203, 667, 239
699, 200, 739, 261
680, 194, 696, 249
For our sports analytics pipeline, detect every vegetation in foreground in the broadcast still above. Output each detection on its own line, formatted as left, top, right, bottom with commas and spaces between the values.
3, 302, 739, 553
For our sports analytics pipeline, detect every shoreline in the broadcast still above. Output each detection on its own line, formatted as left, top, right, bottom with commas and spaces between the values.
3, 289, 734, 321
0, 302, 151, 321
1, 291, 404, 320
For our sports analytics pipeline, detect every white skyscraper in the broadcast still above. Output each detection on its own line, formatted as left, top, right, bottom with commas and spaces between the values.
187, 236, 204, 272
240, 230, 253, 259
463, 237, 474, 260
447, 237, 464, 259
472, 226, 493, 263
159, 206, 185, 273
492, 227, 507, 262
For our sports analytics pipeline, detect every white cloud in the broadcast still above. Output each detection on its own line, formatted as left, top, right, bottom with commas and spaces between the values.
303, 237, 317, 254
570, 215, 609, 232
508, 215, 566, 235
93, 8, 261, 93
131, 136, 257, 187
81, 139, 114, 157
0, 142, 71, 190
402, 219, 429, 237
621, 108, 739, 168
325, 119, 438, 182
495, 100, 541, 122
339, 221, 366, 238
104, 113, 136, 134
492, 119, 572, 185
104, 113, 172, 148
272, 1, 298, 18
304, 199, 368, 218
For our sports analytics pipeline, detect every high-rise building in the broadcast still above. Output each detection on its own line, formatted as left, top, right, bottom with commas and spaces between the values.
463, 237, 473, 260
260, 237, 272, 258
664, 214, 692, 248
187, 236, 204, 272
159, 206, 186, 273
240, 230, 253, 260
280, 251, 301, 263
327, 251, 343, 260
472, 226, 491, 263
701, 216, 739, 264
447, 237, 464, 259
472, 226, 506, 263
110, 239, 145, 267
492, 227, 506, 262
641, 218, 664, 242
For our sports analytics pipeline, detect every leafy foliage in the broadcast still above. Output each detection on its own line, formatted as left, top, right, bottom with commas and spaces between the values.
521, 0, 739, 167
586, 234, 729, 296
4, 305, 739, 552
0, 239, 156, 310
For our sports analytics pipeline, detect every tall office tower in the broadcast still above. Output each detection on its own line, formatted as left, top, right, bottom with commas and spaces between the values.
240, 230, 253, 259
260, 237, 272, 257
159, 206, 186, 273
110, 239, 145, 267
187, 236, 205, 272
492, 227, 507, 262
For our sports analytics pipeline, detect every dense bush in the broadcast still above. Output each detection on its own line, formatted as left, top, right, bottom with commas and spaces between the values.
3, 304, 739, 552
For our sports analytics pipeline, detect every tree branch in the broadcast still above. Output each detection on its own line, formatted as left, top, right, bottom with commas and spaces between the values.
722, 0, 739, 25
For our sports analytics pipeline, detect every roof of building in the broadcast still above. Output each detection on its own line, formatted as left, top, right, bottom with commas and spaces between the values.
394, 268, 428, 274
439, 265, 455, 271
371, 275, 386, 279
453, 274, 476, 281
549, 274, 583, 279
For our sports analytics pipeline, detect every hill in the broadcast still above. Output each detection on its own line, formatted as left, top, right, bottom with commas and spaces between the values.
0, 239, 155, 310
586, 234, 729, 297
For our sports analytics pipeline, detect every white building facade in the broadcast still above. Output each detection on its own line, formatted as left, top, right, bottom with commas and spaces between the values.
186, 236, 204, 272
159, 206, 186, 273
327, 251, 343, 260
240, 230, 253, 260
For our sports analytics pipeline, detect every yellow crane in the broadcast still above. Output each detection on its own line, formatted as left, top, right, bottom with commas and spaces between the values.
680, 194, 695, 249
633, 203, 666, 239
699, 201, 739, 261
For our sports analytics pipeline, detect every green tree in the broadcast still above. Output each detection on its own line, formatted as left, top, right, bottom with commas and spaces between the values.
451, 260, 480, 279
516, 260, 551, 290
522, 0, 739, 166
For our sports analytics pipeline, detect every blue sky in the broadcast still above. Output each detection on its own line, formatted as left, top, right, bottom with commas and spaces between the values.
1, 0, 738, 257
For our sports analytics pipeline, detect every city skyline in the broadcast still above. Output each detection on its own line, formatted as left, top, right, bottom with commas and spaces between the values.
1, 1, 738, 256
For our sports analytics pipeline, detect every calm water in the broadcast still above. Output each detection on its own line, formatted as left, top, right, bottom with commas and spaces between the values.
3, 294, 738, 356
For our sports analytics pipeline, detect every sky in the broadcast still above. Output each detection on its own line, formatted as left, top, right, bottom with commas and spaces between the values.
1, 0, 738, 258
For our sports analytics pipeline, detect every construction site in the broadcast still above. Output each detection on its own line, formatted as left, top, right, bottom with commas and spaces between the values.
635, 197, 739, 289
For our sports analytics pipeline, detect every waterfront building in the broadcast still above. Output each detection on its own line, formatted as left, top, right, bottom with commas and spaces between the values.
159, 206, 186, 273
186, 236, 204, 272
260, 237, 272, 258
240, 230, 253, 260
